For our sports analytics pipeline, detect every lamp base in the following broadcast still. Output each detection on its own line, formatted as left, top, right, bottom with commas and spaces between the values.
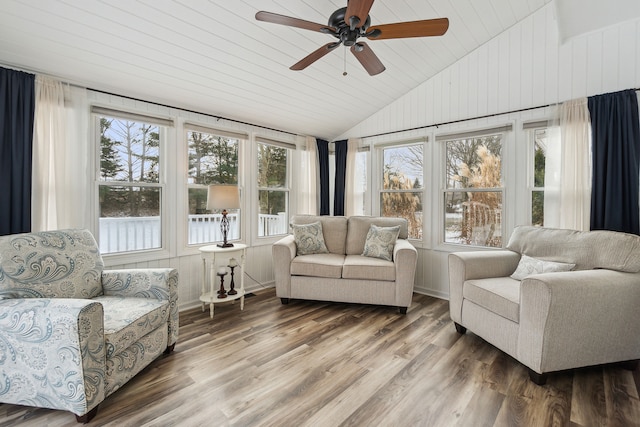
217, 242, 234, 248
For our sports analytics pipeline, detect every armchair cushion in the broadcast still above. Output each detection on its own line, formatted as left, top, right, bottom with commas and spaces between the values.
0, 229, 103, 299
94, 296, 169, 358
464, 277, 521, 322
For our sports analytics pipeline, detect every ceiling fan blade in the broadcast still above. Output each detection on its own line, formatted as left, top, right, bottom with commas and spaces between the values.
367, 18, 449, 40
291, 43, 341, 71
351, 43, 385, 76
256, 11, 336, 34
345, 0, 375, 29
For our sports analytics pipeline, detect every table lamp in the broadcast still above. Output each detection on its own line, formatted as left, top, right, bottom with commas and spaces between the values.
207, 184, 240, 247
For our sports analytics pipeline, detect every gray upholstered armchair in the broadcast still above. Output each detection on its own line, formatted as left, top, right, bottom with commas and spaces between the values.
449, 225, 640, 384
0, 229, 178, 422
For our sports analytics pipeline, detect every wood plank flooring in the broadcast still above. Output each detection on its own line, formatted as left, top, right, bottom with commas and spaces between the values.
1, 288, 639, 426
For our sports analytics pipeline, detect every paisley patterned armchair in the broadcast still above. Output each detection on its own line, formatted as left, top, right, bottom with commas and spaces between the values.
0, 229, 178, 423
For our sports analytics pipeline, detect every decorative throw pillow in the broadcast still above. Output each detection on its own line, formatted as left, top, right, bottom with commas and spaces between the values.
291, 221, 329, 255
510, 254, 576, 280
362, 224, 400, 261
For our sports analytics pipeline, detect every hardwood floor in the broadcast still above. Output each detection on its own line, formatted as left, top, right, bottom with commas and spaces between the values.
2, 288, 639, 427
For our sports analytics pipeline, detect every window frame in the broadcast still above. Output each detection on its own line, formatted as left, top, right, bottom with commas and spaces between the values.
438, 127, 510, 250
93, 107, 173, 263
253, 136, 293, 244
376, 140, 427, 244
183, 123, 245, 247
528, 126, 547, 227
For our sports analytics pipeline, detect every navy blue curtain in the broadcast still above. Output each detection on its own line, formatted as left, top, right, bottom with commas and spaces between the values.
588, 89, 640, 235
316, 138, 330, 215
0, 67, 35, 236
333, 140, 347, 216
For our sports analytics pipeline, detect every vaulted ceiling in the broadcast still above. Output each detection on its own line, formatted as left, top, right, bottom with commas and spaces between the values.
0, 0, 552, 140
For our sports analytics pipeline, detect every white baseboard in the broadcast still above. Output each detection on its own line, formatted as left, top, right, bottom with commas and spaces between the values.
413, 286, 449, 301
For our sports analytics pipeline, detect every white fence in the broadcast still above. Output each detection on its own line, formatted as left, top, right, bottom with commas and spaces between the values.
99, 213, 287, 253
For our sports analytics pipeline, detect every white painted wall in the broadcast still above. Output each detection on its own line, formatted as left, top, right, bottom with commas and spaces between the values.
336, 3, 640, 299
338, 4, 640, 140
99, 3, 640, 306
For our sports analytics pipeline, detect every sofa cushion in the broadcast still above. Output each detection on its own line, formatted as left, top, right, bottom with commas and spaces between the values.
290, 253, 345, 279
362, 225, 400, 261
291, 221, 329, 255
507, 225, 640, 273
463, 277, 521, 322
94, 295, 169, 358
345, 216, 408, 255
343, 255, 395, 281
291, 215, 347, 254
510, 255, 575, 280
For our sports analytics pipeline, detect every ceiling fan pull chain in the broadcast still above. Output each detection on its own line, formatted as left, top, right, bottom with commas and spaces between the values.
343, 46, 348, 76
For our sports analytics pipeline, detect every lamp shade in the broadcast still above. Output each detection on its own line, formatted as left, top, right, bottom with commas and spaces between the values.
207, 185, 240, 211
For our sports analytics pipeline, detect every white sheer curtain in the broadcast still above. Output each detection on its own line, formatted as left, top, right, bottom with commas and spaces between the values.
32, 76, 90, 231
295, 135, 318, 215
544, 98, 592, 230
344, 138, 360, 217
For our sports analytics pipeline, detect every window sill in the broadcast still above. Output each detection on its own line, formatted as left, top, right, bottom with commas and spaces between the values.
102, 247, 173, 267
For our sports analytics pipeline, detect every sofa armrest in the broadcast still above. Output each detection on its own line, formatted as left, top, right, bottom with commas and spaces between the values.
0, 298, 105, 417
272, 235, 296, 299
393, 239, 418, 308
448, 250, 520, 323
102, 268, 179, 346
517, 269, 640, 374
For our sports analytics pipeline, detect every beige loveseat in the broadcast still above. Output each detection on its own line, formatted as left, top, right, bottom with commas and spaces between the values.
449, 225, 640, 384
273, 215, 417, 313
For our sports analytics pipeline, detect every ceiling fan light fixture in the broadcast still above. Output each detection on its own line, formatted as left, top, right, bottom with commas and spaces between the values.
340, 30, 358, 46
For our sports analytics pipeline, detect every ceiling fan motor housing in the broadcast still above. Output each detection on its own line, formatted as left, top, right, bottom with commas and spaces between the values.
329, 7, 371, 46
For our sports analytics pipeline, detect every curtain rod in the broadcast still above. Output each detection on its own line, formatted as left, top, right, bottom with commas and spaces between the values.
361, 88, 640, 140
88, 88, 298, 137
361, 103, 554, 139
1, 62, 299, 137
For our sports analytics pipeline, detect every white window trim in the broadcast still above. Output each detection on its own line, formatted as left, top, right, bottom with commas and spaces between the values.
435, 127, 512, 251
93, 111, 174, 265
374, 139, 428, 247
251, 136, 292, 246
181, 123, 245, 250
527, 126, 547, 226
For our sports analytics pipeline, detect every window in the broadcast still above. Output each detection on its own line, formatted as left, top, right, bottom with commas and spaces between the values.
257, 140, 290, 237
443, 134, 503, 247
380, 144, 423, 239
97, 115, 164, 254
352, 149, 369, 216
186, 126, 241, 245
531, 128, 547, 226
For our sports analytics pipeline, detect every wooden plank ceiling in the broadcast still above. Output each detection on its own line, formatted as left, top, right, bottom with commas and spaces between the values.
0, 0, 550, 140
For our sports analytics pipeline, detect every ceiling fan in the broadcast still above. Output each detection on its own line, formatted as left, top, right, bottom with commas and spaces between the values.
255, 0, 449, 76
